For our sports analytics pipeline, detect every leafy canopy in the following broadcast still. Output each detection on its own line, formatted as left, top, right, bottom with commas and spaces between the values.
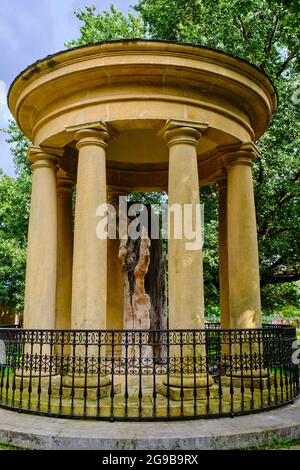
0, 170, 30, 311
65, 5, 146, 48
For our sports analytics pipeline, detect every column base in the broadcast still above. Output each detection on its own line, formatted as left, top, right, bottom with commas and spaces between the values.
62, 374, 111, 388
15, 370, 58, 378
158, 374, 215, 401
3, 374, 121, 410
221, 371, 275, 390
57, 383, 121, 401
166, 373, 214, 388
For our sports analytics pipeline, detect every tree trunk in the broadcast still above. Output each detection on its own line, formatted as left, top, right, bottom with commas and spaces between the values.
118, 226, 166, 363
145, 238, 167, 362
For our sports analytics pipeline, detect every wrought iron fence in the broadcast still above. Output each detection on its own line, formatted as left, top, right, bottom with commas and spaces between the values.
0, 326, 298, 421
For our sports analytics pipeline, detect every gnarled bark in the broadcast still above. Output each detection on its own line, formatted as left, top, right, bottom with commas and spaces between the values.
118, 227, 152, 361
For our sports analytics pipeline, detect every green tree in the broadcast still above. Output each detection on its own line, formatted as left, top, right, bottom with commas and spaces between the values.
0, 117, 31, 311
0, 170, 31, 311
261, 282, 299, 317
136, 0, 300, 82
4, 120, 31, 176
65, 5, 146, 48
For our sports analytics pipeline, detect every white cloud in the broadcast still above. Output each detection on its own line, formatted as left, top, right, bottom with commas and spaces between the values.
0, 81, 12, 125
0, 80, 14, 175
0, 80, 6, 107
0, 23, 19, 52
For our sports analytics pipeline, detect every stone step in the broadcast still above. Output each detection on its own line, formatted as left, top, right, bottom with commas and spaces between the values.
0, 394, 269, 418
2, 380, 293, 403
157, 383, 220, 401
1, 383, 122, 402
1, 384, 294, 419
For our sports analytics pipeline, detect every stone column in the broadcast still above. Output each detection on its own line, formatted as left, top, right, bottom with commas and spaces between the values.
106, 188, 126, 359
158, 120, 214, 397
226, 144, 261, 329
24, 146, 60, 330
221, 144, 269, 388
55, 170, 74, 331
106, 188, 125, 333
71, 126, 112, 331
217, 176, 230, 329
63, 124, 114, 390
160, 120, 207, 330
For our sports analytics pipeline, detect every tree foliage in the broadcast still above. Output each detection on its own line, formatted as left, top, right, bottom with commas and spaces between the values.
136, 0, 300, 78
0, 119, 31, 311
65, 5, 146, 48
0, 170, 30, 310
4, 120, 31, 177
261, 281, 299, 317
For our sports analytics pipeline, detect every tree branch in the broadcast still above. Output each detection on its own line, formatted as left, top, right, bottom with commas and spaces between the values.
260, 15, 281, 69
261, 273, 300, 286
278, 191, 294, 206
238, 16, 248, 41
277, 170, 300, 206
265, 256, 285, 271
275, 49, 300, 79
271, 227, 298, 235
293, 170, 300, 183
258, 171, 299, 237
255, 158, 266, 201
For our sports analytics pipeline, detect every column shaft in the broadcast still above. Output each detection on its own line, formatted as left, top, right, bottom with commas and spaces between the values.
55, 174, 74, 330
164, 125, 205, 330
159, 121, 214, 393
227, 156, 261, 328
71, 129, 109, 330
218, 179, 230, 329
24, 149, 59, 329
106, 191, 124, 332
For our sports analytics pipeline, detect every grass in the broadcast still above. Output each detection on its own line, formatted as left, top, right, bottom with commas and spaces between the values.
243, 434, 300, 450
0, 443, 24, 450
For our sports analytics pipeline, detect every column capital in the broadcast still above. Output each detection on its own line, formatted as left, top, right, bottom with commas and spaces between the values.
65, 121, 117, 150
158, 119, 208, 148
56, 168, 75, 191
27, 145, 63, 171
218, 142, 260, 168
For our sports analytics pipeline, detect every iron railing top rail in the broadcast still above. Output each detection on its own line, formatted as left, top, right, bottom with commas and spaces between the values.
0, 326, 296, 348
0, 324, 296, 333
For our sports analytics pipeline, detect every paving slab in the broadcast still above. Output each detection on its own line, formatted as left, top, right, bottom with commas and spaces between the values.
0, 399, 299, 450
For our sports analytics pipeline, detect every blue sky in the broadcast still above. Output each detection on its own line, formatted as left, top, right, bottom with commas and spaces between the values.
0, 0, 136, 176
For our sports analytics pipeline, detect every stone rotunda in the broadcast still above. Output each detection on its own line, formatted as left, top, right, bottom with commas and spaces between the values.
1, 40, 296, 420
